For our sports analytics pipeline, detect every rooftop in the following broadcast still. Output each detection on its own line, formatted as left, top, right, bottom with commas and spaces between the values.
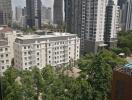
116, 63, 132, 76
17, 32, 77, 40
0, 26, 13, 33
124, 63, 132, 69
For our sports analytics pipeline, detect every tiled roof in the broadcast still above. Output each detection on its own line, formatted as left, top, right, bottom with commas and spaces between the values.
0, 27, 13, 33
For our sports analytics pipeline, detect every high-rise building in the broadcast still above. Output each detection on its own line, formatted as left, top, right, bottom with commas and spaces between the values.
105, 0, 120, 48
15, 6, 22, 22
124, 0, 132, 31
65, 0, 107, 54
65, 0, 81, 36
53, 0, 63, 26
111, 64, 132, 100
26, 0, 42, 29
41, 6, 52, 24
0, 0, 12, 25
14, 32, 80, 70
22, 7, 27, 16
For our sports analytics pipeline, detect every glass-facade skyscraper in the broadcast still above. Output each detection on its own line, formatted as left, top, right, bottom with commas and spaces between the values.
0, 0, 12, 25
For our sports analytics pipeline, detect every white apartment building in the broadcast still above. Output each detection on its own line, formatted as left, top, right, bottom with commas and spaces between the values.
0, 26, 23, 75
0, 26, 23, 59
0, 40, 11, 75
14, 32, 80, 70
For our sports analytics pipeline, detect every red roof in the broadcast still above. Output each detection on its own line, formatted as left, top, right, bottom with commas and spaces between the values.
0, 27, 13, 33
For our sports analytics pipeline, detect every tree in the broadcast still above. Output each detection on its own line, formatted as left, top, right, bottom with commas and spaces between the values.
78, 50, 127, 100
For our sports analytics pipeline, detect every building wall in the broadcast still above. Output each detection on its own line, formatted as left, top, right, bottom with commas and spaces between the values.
0, 44, 11, 75
111, 70, 132, 100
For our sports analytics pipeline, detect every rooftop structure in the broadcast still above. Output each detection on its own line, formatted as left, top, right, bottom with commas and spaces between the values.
115, 63, 132, 76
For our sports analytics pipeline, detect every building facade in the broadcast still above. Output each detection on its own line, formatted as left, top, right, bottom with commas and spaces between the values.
65, 0, 107, 54
53, 0, 63, 26
14, 32, 80, 70
105, 0, 120, 48
0, 40, 11, 75
26, 0, 42, 28
112, 64, 132, 100
0, 0, 12, 25
0, 26, 23, 75
41, 6, 52, 25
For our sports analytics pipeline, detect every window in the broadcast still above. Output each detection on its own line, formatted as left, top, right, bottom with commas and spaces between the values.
49, 56, 51, 58
5, 48, 8, 51
1, 60, 4, 64
25, 57, 27, 60
1, 54, 3, 58
24, 46, 26, 49
6, 54, 8, 57
37, 58, 39, 60
28, 51, 31, 55
24, 52, 27, 55
2, 66, 4, 69
37, 63, 39, 65
37, 45, 39, 48
25, 63, 27, 65
6, 60, 9, 63
37, 52, 39, 55
0, 48, 3, 52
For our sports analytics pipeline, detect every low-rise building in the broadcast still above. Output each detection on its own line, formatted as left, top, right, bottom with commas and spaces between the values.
0, 40, 11, 75
0, 26, 23, 75
14, 32, 80, 70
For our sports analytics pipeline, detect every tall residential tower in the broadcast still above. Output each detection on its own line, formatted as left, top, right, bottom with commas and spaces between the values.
65, 0, 107, 54
26, 0, 42, 29
53, 0, 63, 26
105, 0, 120, 47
